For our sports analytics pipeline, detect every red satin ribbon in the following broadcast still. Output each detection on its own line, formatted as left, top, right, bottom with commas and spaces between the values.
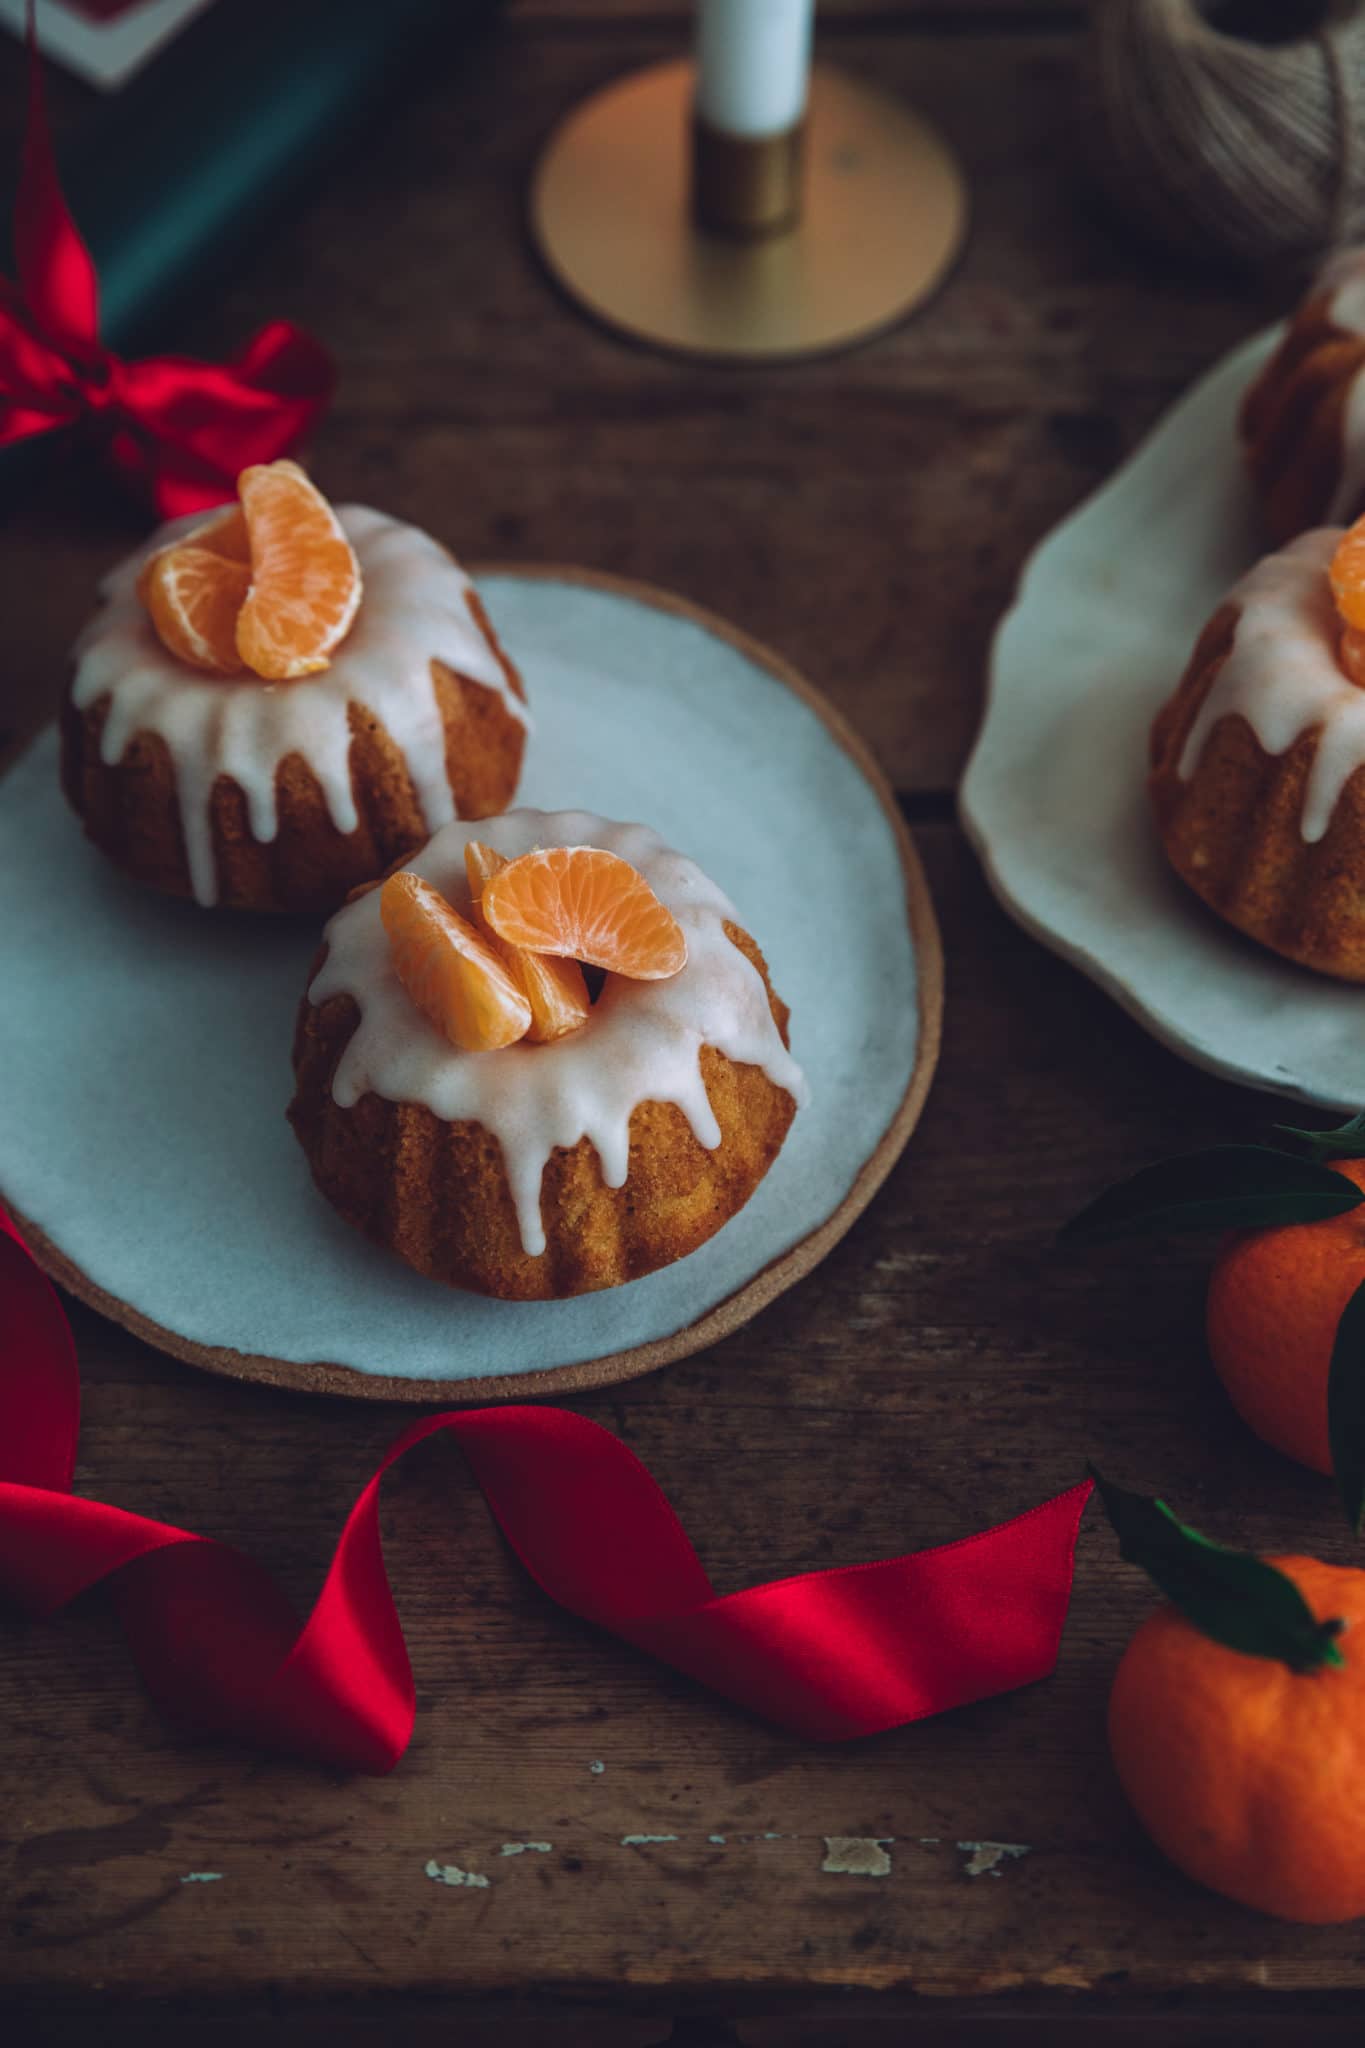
0, 1212, 1091, 1772
0, 15, 334, 515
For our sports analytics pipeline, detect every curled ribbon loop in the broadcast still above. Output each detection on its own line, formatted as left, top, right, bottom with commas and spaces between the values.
0, 14, 334, 515
0, 1214, 1091, 1773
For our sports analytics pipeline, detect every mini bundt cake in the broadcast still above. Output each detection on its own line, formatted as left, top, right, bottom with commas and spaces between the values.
288, 809, 809, 1299
62, 463, 528, 913
1242, 247, 1365, 544
1149, 526, 1365, 980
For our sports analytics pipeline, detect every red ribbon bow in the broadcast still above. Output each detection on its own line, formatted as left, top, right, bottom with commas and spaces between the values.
0, 1212, 1091, 1772
0, 24, 334, 516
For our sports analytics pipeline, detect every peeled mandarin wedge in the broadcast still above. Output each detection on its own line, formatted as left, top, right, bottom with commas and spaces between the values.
1331, 514, 1365, 627
138, 503, 254, 669
1330, 515, 1365, 685
136, 503, 252, 606
1342, 625, 1365, 689
464, 838, 505, 902
235, 460, 361, 681
198, 504, 251, 563
464, 841, 591, 1043
142, 544, 251, 675
381, 871, 531, 1053
481, 845, 687, 981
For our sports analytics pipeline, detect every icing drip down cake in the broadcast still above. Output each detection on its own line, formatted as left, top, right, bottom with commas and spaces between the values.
61, 464, 529, 913
289, 809, 810, 1299
1150, 521, 1365, 980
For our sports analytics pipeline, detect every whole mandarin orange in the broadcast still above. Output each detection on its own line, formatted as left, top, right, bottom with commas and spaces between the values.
1205, 1157, 1365, 1474
1109, 1555, 1365, 1922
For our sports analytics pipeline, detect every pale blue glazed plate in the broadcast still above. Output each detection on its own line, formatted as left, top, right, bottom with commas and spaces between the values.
962, 329, 1365, 1113
0, 570, 940, 1398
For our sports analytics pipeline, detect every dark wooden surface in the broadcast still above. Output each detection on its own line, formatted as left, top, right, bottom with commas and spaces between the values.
5, 3, 1362, 2041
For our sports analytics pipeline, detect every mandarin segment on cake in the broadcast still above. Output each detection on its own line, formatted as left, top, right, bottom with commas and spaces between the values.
61, 462, 529, 914
288, 809, 809, 1300
480, 844, 690, 979
1149, 522, 1365, 981
465, 840, 593, 1044
1242, 247, 1365, 544
380, 871, 534, 1054
233, 462, 363, 680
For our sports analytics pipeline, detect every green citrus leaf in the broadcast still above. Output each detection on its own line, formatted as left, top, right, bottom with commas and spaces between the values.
1272, 1111, 1365, 1164
1089, 1466, 1345, 1672
1060, 1146, 1364, 1246
1329, 1275, 1365, 1538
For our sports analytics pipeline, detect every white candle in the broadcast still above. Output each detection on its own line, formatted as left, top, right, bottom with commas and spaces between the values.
694, 0, 815, 140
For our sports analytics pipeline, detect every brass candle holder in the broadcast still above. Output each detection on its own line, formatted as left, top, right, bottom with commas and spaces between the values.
529, 59, 968, 364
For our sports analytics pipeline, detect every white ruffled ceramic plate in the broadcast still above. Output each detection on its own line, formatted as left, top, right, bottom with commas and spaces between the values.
0, 569, 941, 1401
961, 327, 1365, 1112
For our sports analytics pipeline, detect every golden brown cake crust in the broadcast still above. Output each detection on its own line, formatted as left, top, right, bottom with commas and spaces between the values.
1241, 288, 1365, 544
60, 644, 527, 916
288, 922, 799, 1300
1150, 601, 1365, 981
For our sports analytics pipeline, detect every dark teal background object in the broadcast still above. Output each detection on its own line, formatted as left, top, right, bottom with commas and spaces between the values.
61, 0, 502, 352
0, 0, 502, 501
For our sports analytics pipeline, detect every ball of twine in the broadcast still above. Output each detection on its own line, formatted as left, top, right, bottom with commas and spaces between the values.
1082, 0, 1365, 278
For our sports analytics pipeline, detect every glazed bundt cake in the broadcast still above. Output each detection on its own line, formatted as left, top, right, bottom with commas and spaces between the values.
1150, 524, 1365, 980
288, 809, 808, 1299
1242, 247, 1365, 544
62, 463, 528, 913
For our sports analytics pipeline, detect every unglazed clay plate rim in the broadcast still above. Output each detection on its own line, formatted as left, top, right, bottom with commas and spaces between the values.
7, 566, 943, 1404
961, 325, 1365, 1114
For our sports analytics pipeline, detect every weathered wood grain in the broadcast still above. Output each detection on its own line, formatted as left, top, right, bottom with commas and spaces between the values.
0, 4, 1351, 2037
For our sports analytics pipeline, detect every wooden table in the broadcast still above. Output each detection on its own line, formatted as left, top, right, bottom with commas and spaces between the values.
6, 4, 1365, 2040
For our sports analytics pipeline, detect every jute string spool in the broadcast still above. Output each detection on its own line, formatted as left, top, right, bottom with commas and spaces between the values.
1083, 0, 1365, 278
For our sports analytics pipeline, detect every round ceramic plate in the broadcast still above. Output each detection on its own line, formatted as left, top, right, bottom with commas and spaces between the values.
1, 568, 941, 1402
961, 327, 1365, 1112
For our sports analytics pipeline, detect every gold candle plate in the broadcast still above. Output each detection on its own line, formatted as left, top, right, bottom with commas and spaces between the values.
530, 60, 969, 363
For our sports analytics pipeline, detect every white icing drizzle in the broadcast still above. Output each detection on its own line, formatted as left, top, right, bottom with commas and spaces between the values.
69, 506, 529, 906
308, 809, 810, 1258
1176, 528, 1365, 843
